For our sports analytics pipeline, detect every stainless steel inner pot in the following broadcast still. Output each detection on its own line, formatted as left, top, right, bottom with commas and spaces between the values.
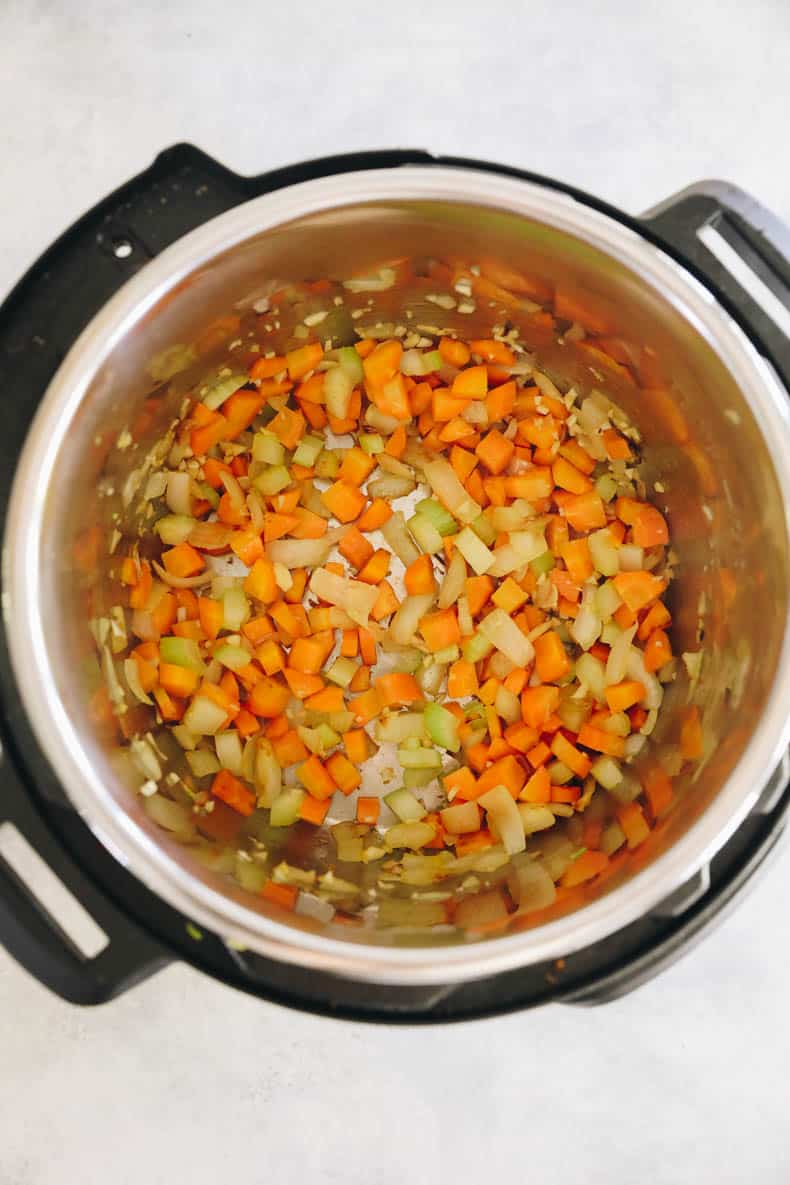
5, 166, 790, 986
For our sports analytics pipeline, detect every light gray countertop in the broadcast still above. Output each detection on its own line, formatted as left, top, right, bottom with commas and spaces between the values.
1, 2, 789, 1182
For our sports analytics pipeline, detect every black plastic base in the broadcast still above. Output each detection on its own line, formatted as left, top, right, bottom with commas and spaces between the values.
0, 145, 788, 1020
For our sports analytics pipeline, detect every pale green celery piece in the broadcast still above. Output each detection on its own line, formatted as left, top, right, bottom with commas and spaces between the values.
316, 723, 341, 750
201, 373, 247, 411
403, 767, 439, 790
197, 482, 220, 509
222, 585, 250, 631
432, 644, 460, 664
315, 450, 340, 480
401, 736, 422, 751
423, 349, 443, 371
325, 657, 358, 688
595, 473, 618, 503
159, 636, 204, 673
156, 514, 196, 546
384, 787, 428, 822
463, 632, 494, 663
423, 702, 461, 752
269, 787, 305, 827
185, 748, 221, 778
212, 643, 251, 672
292, 434, 324, 467
324, 365, 353, 419
335, 346, 364, 384
253, 465, 291, 495
252, 431, 286, 465
469, 514, 496, 546
408, 514, 445, 555
530, 551, 555, 577
455, 526, 494, 574
397, 746, 442, 769
414, 498, 458, 537
359, 433, 384, 455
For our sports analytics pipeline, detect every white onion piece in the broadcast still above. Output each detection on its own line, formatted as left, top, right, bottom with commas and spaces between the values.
166, 471, 192, 516
215, 731, 243, 776
605, 625, 637, 685
478, 609, 534, 667
423, 458, 481, 524
188, 521, 235, 550
381, 513, 420, 567
390, 593, 435, 645
124, 658, 152, 705
626, 648, 664, 710
152, 561, 211, 589
479, 785, 525, 855
220, 470, 246, 513
267, 529, 343, 570
308, 567, 379, 628
438, 550, 467, 609
508, 859, 557, 913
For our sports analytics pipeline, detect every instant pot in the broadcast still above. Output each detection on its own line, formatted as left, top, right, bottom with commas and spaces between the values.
1, 146, 789, 1022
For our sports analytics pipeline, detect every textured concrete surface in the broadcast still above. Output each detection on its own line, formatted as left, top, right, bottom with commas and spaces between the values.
1, 1, 789, 1182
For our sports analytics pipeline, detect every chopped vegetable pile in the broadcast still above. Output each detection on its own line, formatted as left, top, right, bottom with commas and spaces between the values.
95, 257, 699, 936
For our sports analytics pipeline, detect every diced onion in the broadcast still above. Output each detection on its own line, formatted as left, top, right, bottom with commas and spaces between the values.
152, 560, 211, 589
508, 858, 557, 912
267, 527, 344, 570
478, 608, 535, 667
390, 593, 435, 645
438, 550, 467, 609
423, 458, 481, 525
479, 785, 526, 855
166, 471, 192, 516
605, 625, 637, 685
381, 513, 421, 567
309, 567, 379, 628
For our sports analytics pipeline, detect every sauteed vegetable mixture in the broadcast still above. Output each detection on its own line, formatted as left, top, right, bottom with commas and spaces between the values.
97, 258, 699, 931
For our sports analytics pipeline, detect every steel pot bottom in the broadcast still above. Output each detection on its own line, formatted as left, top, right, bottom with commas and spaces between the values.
5, 165, 790, 989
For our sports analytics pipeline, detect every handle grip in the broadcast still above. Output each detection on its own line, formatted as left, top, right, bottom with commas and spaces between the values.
640, 181, 790, 390
0, 739, 169, 1005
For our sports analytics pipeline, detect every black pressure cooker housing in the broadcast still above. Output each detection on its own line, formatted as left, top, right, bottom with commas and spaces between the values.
0, 145, 788, 1021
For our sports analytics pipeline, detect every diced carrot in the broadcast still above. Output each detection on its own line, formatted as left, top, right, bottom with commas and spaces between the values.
558, 439, 596, 475
533, 631, 571, 683
356, 796, 380, 825
283, 668, 325, 699
286, 342, 324, 381
357, 549, 390, 585
520, 685, 559, 729
262, 513, 299, 542
249, 354, 286, 381
261, 880, 298, 911
486, 380, 516, 423
405, 554, 436, 596
605, 680, 646, 712
637, 600, 672, 642
577, 723, 626, 758
271, 729, 309, 767
505, 468, 554, 501
299, 794, 331, 825
433, 390, 472, 422
468, 339, 515, 366
643, 628, 673, 672
519, 765, 551, 803
551, 733, 592, 778
344, 729, 371, 765
289, 509, 328, 540
325, 751, 362, 795
243, 558, 277, 603
560, 538, 594, 583
419, 607, 461, 651
679, 705, 703, 761
351, 687, 382, 725
339, 446, 376, 486
375, 672, 423, 708
229, 529, 265, 568
363, 339, 402, 387
465, 575, 495, 617
158, 663, 199, 698
384, 424, 407, 458
247, 677, 291, 718
304, 685, 346, 713
552, 785, 580, 804
474, 754, 526, 799
561, 849, 609, 887
642, 762, 674, 819
439, 337, 471, 368
321, 480, 367, 523
452, 364, 488, 398
210, 769, 256, 817
162, 542, 204, 578
297, 754, 337, 800
613, 571, 667, 613
561, 491, 607, 532
552, 456, 592, 495
475, 428, 515, 475
356, 498, 392, 532
633, 505, 669, 548
616, 801, 650, 848
358, 628, 377, 665
448, 658, 479, 698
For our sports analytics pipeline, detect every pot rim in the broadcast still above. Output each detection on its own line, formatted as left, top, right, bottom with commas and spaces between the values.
5, 164, 790, 985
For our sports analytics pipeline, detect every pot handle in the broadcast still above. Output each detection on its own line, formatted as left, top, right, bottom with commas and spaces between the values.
640, 181, 790, 390
0, 743, 169, 1004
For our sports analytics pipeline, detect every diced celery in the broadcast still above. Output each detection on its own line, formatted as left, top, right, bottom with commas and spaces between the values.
196, 482, 220, 509
291, 434, 324, 467
375, 712, 427, 744
222, 584, 250, 631
335, 346, 364, 384
595, 578, 622, 618
591, 756, 623, 790
530, 551, 555, 577
172, 724, 197, 751
408, 514, 445, 555
325, 657, 357, 688
358, 433, 384, 455
331, 821, 367, 862
423, 349, 443, 372
454, 526, 495, 575
463, 632, 494, 663
213, 643, 251, 672
432, 644, 460, 664
185, 748, 221, 778
269, 787, 305, 827
235, 855, 269, 894
253, 465, 291, 495
415, 498, 458, 537
252, 431, 285, 465
315, 450, 340, 480
423, 702, 460, 752
160, 636, 204, 673
589, 530, 619, 577
469, 514, 496, 546
384, 822, 436, 851
403, 767, 439, 790
254, 738, 282, 807
384, 787, 428, 822
517, 804, 557, 834
600, 821, 626, 855
548, 760, 574, 785
595, 473, 618, 503
156, 514, 196, 546
397, 746, 442, 770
